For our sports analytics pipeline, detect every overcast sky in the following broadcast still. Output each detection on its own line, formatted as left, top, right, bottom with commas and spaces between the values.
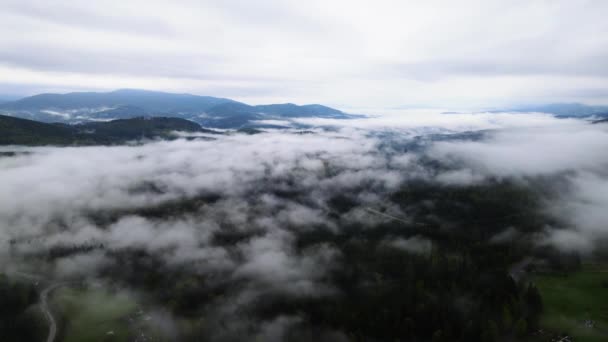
1, 0, 607, 109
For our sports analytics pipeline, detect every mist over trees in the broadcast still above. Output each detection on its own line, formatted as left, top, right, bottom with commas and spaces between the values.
1, 113, 607, 341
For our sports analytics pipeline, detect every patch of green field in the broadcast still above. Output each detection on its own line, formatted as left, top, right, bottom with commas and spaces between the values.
534, 265, 608, 342
51, 286, 138, 342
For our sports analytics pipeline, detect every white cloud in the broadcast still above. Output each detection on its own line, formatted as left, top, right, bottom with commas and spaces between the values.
294, 110, 579, 132
430, 123, 608, 176
425, 119, 608, 251
0, 130, 387, 276
3, 114, 608, 286
385, 236, 432, 255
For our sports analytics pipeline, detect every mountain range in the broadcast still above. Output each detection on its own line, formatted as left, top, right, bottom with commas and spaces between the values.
0, 89, 353, 128
507, 103, 608, 117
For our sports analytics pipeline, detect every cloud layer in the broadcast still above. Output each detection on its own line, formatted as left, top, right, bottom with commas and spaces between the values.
3, 112, 608, 339
2, 0, 608, 107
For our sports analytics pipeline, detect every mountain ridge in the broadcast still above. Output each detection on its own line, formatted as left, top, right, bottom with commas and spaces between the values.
0, 89, 351, 128
0, 114, 220, 146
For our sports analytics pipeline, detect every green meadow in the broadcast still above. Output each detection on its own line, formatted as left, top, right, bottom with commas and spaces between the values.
534, 265, 608, 342
51, 286, 138, 342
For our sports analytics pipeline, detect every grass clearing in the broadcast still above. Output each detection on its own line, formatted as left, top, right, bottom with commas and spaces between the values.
51, 285, 139, 342
534, 264, 608, 342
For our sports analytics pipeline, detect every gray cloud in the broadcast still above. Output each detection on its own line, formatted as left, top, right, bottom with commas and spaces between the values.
1, 0, 608, 106
3, 0, 176, 37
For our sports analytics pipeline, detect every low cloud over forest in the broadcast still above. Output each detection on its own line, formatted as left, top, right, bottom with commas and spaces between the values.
2, 112, 608, 340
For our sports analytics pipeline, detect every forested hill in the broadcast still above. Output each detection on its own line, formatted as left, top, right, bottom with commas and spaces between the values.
0, 115, 218, 145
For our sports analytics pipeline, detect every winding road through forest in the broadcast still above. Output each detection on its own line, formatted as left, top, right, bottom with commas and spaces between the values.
6, 270, 67, 342
41, 283, 66, 342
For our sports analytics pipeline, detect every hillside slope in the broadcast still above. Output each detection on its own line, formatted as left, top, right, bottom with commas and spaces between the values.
0, 115, 218, 145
